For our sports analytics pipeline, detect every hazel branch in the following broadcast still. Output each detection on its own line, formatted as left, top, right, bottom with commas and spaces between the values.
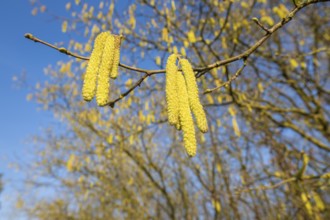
24, 0, 329, 107
24, 0, 323, 75
25, 33, 88, 60
237, 174, 325, 194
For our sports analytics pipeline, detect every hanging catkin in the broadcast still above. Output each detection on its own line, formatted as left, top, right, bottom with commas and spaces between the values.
177, 72, 197, 157
82, 32, 110, 101
180, 58, 208, 133
110, 35, 121, 79
165, 54, 181, 129
96, 34, 115, 106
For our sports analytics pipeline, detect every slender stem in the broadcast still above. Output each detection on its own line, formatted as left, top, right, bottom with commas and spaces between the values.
204, 60, 246, 94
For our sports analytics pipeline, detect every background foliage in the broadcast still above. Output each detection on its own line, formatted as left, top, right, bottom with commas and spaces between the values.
19, 0, 330, 219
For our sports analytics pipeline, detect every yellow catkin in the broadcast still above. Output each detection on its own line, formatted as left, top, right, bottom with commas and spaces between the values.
301, 192, 313, 217
165, 54, 181, 129
110, 35, 121, 79
177, 72, 197, 157
96, 34, 115, 106
66, 154, 76, 172
180, 58, 208, 133
82, 32, 110, 101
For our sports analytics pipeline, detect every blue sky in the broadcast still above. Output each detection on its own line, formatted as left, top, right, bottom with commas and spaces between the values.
0, 1, 70, 218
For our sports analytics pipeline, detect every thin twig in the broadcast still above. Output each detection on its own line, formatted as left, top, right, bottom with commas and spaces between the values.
252, 17, 270, 33
107, 72, 150, 108
237, 173, 325, 194
251, 177, 296, 191
25, 33, 89, 60
24, 33, 160, 74
204, 60, 246, 94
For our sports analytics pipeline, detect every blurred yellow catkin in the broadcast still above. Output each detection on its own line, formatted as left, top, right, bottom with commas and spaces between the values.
110, 35, 121, 79
301, 192, 313, 217
177, 72, 197, 157
82, 32, 110, 101
166, 54, 181, 128
96, 34, 115, 106
66, 154, 76, 172
180, 58, 208, 133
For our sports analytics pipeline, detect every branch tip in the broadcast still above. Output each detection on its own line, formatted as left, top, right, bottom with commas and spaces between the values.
252, 17, 270, 33
252, 17, 259, 22
24, 33, 33, 39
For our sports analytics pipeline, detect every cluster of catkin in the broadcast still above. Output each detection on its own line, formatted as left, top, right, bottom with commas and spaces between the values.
166, 54, 208, 157
82, 31, 121, 106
